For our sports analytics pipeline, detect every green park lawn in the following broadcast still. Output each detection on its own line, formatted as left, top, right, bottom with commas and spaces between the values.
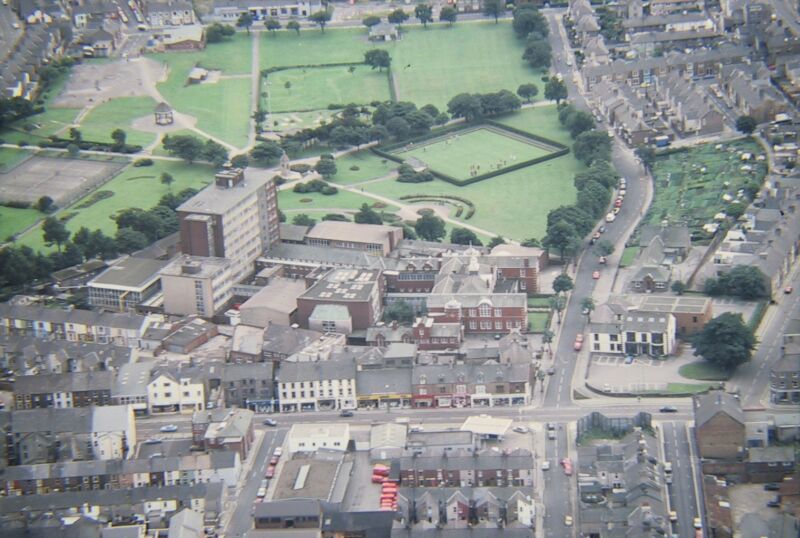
527, 311, 550, 333
18, 160, 215, 252
392, 127, 553, 179
261, 21, 542, 109
496, 106, 575, 146
679, 361, 731, 381
0, 107, 80, 145
0, 147, 33, 172
646, 138, 767, 238
331, 152, 398, 184
619, 246, 638, 268
269, 110, 337, 133
152, 35, 254, 148
0, 206, 43, 241
278, 186, 400, 212
78, 97, 159, 147
265, 65, 391, 112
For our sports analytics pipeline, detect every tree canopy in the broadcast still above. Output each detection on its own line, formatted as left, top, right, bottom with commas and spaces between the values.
483, 0, 505, 23
544, 78, 567, 104
512, 5, 548, 38
517, 83, 539, 102
354, 203, 383, 224
573, 130, 612, 165
414, 213, 446, 242
552, 273, 574, 294
414, 4, 433, 27
364, 49, 391, 71
692, 312, 755, 372
450, 227, 482, 246
735, 115, 757, 135
309, 10, 332, 32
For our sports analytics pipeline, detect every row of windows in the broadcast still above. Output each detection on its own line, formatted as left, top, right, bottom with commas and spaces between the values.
468, 320, 520, 330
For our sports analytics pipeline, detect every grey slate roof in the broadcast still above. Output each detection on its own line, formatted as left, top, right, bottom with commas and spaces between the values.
694, 391, 744, 427
262, 324, 323, 356
277, 357, 356, 382
14, 370, 114, 394
0, 304, 148, 331
356, 368, 412, 395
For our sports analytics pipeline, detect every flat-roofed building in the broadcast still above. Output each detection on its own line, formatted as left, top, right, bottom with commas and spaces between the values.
160, 256, 234, 317
286, 422, 350, 453
88, 257, 170, 311
639, 295, 713, 336
178, 167, 280, 285
296, 268, 383, 332
238, 277, 306, 327
305, 221, 403, 256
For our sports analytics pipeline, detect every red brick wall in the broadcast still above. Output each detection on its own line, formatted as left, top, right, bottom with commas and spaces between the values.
697, 414, 745, 460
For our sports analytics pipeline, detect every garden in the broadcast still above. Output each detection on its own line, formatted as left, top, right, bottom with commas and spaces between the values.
644, 139, 768, 241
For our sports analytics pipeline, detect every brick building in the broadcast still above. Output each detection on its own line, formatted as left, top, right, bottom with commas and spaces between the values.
14, 371, 113, 409
296, 268, 383, 332
694, 391, 746, 460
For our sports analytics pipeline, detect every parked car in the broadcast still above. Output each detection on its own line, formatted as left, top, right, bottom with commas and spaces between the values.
669, 511, 677, 522
263, 419, 277, 427
693, 517, 702, 529
598, 256, 607, 264
564, 515, 573, 526
270, 455, 279, 465
592, 231, 601, 240
546, 422, 556, 430
143, 438, 162, 444
541, 460, 550, 470
340, 410, 354, 417
764, 483, 780, 491
573, 335, 583, 351
614, 198, 623, 208
599, 225, 606, 233
273, 447, 283, 457
660, 406, 678, 413
624, 355, 635, 365
159, 424, 178, 433
560, 458, 573, 475
784, 286, 793, 294
512, 425, 529, 434
257, 487, 267, 499
265, 465, 276, 479
767, 499, 781, 508
592, 270, 601, 279
546, 367, 556, 376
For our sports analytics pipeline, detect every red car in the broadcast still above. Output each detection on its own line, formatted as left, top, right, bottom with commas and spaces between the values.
573, 334, 584, 351
592, 270, 601, 279
614, 198, 623, 208
265, 465, 276, 479
270, 455, 279, 465
560, 458, 573, 476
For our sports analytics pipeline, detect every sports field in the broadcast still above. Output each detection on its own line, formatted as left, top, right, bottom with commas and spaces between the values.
392, 127, 553, 179
265, 66, 391, 112
18, 160, 215, 251
260, 21, 540, 109
78, 96, 159, 148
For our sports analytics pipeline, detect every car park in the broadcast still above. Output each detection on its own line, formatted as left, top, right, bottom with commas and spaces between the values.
159, 424, 178, 433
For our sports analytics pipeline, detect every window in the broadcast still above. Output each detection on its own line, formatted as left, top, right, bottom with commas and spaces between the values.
479, 304, 491, 317
468, 309, 477, 317
626, 332, 636, 342
610, 334, 618, 342
494, 309, 502, 317
495, 321, 502, 330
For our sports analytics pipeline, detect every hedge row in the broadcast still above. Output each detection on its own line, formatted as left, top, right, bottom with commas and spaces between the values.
260, 61, 365, 77
39, 137, 142, 154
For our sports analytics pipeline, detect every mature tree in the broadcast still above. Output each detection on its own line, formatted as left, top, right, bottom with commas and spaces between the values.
250, 141, 284, 166
384, 300, 415, 323
595, 239, 614, 257
450, 227, 482, 245
236, 12, 253, 34
354, 203, 383, 224
439, 6, 457, 25
309, 10, 332, 33
265, 18, 281, 34
368, 124, 390, 142
67, 143, 80, 157
231, 154, 250, 168
725, 201, 747, 220
725, 266, 768, 300
692, 312, 755, 372
566, 110, 595, 138
36, 196, 54, 213
517, 83, 539, 102
581, 297, 595, 321
42, 217, 70, 252
414, 213, 446, 242
542, 328, 554, 354
364, 49, 391, 72
406, 110, 433, 134
314, 157, 337, 178
87, 229, 118, 259
114, 207, 170, 242
292, 213, 316, 227
111, 128, 126, 147
115, 227, 149, 252
163, 134, 204, 163
0, 96, 36, 129
69, 127, 82, 142
573, 160, 618, 191
635, 145, 656, 172
547, 205, 594, 236
480, 90, 521, 116
160, 172, 174, 191
388, 8, 409, 27
322, 213, 349, 222
421, 104, 439, 118
552, 273, 574, 295
671, 280, 686, 295
549, 294, 566, 324
543, 220, 579, 260
385, 116, 410, 139
512, 6, 548, 38
447, 93, 483, 121
483, 0, 505, 23
735, 115, 757, 135
362, 15, 381, 28
544, 79, 567, 105
203, 139, 229, 167
206, 23, 235, 42
414, 4, 433, 27
523, 39, 551, 69
287, 20, 301, 35
488, 236, 506, 249
576, 180, 611, 218
573, 130, 612, 165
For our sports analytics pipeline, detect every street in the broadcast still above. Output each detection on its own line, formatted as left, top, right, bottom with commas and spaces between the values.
662, 421, 702, 538
542, 423, 575, 537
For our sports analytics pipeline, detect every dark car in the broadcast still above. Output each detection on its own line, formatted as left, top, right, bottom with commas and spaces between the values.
340, 410, 354, 417
659, 406, 678, 413
764, 483, 780, 491
767, 499, 780, 508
